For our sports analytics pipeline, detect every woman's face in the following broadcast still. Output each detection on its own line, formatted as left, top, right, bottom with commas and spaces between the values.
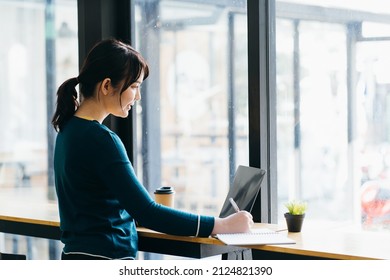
112, 71, 144, 118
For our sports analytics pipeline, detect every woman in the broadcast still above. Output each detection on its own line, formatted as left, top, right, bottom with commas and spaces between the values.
52, 39, 253, 260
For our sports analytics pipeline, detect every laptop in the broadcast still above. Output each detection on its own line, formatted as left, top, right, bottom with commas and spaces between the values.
219, 165, 266, 218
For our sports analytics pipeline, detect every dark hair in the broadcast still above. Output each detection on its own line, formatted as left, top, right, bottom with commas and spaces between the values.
51, 39, 149, 131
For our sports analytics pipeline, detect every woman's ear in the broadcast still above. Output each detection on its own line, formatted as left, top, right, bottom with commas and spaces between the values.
100, 78, 112, 96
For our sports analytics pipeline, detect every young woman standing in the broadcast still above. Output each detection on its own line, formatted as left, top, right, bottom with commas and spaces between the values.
52, 39, 253, 260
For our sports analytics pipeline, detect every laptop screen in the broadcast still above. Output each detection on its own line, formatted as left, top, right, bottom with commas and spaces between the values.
219, 165, 266, 218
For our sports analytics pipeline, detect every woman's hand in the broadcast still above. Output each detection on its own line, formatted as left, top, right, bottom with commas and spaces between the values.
211, 211, 254, 235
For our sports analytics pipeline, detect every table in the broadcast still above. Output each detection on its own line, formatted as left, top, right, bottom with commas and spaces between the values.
3, 213, 390, 260
136, 223, 390, 260
0, 216, 250, 259
247, 223, 390, 260
0, 187, 248, 259
2, 187, 390, 260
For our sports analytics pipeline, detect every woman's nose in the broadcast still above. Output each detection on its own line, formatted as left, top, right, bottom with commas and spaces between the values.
135, 90, 141, 101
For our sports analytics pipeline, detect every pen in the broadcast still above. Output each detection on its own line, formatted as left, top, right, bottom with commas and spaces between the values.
229, 197, 240, 213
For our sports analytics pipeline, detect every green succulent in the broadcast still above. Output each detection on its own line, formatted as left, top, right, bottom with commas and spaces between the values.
285, 200, 307, 215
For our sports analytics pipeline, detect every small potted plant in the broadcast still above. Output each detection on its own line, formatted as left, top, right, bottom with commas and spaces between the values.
284, 200, 307, 232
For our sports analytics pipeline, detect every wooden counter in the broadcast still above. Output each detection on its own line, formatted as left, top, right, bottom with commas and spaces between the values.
1, 187, 390, 260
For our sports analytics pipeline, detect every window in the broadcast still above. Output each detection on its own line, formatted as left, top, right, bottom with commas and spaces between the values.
134, 0, 249, 217
0, 0, 78, 259
275, 0, 390, 230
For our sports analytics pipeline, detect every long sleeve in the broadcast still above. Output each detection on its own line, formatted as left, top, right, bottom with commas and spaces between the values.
93, 126, 214, 237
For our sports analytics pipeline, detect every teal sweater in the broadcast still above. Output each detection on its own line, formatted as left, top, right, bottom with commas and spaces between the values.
54, 116, 214, 259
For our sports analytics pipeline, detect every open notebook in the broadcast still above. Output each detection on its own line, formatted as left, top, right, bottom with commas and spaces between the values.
216, 228, 295, 246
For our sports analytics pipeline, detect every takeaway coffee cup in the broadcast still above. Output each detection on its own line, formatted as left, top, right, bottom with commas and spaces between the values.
154, 186, 175, 208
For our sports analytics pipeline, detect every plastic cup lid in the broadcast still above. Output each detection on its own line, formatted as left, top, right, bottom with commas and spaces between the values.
154, 186, 175, 194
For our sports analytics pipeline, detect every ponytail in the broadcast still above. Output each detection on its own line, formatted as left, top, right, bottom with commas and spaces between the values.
51, 77, 79, 132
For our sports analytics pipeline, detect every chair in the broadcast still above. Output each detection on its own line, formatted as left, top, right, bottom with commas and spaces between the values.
0, 252, 26, 260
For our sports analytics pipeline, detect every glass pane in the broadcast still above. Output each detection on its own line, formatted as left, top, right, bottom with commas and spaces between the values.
134, 0, 248, 218
276, 0, 390, 231
357, 41, 390, 230
0, 0, 78, 259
